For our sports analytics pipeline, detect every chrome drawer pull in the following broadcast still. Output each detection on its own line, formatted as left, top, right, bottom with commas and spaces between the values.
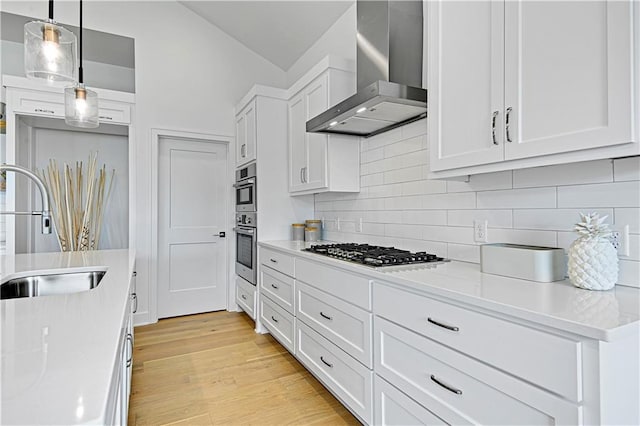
427, 317, 459, 332
320, 356, 333, 368
241, 294, 247, 300
35, 108, 55, 114
126, 334, 134, 367
271, 315, 279, 323
132, 293, 138, 314
319, 311, 333, 321
430, 375, 462, 395
271, 283, 279, 289
491, 110, 499, 145
99, 115, 113, 121
505, 107, 513, 143
270, 258, 278, 263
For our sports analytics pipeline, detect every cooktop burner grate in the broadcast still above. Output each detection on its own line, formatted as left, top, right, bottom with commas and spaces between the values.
304, 243, 447, 267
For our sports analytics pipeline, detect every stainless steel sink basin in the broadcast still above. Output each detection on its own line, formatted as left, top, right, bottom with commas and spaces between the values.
0, 271, 106, 300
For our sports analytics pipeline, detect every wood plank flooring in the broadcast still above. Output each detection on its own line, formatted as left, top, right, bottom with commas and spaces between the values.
128, 311, 360, 425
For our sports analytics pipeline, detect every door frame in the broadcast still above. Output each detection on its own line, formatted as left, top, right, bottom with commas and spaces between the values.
150, 128, 234, 323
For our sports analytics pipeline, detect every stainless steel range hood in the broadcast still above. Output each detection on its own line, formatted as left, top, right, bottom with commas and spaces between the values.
306, 0, 426, 138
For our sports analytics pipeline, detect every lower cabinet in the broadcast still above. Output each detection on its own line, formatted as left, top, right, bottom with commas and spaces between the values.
260, 295, 295, 353
236, 276, 257, 320
296, 321, 373, 424
374, 375, 446, 426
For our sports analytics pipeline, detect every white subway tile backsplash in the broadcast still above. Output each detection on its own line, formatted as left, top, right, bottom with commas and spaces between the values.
401, 118, 427, 140
447, 170, 513, 193
383, 166, 422, 184
614, 157, 640, 182
513, 208, 613, 231
401, 179, 447, 196
315, 124, 638, 288
477, 187, 556, 209
448, 243, 480, 263
488, 229, 557, 247
513, 159, 613, 188
558, 181, 640, 208
447, 209, 513, 228
615, 208, 640, 234
423, 193, 476, 210
402, 210, 448, 226
384, 135, 424, 158
618, 260, 640, 288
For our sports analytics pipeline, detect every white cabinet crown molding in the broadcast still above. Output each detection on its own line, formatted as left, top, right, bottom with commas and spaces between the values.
234, 84, 288, 114
2, 74, 135, 104
286, 55, 355, 99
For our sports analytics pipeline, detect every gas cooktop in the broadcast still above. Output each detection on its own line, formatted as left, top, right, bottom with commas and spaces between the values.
304, 243, 448, 268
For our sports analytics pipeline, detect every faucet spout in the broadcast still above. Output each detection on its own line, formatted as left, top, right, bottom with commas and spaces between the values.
0, 164, 52, 234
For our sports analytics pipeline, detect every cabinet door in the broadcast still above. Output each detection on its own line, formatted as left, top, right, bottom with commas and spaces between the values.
288, 92, 307, 192
236, 112, 246, 166
236, 101, 256, 167
429, 0, 505, 171
304, 74, 329, 190
504, 0, 634, 160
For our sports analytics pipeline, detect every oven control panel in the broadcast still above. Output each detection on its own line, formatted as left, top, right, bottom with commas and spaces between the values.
236, 212, 256, 226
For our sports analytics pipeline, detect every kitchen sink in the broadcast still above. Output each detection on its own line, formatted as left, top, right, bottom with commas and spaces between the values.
0, 271, 106, 300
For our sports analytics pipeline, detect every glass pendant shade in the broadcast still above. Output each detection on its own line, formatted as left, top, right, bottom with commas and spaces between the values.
24, 19, 77, 82
64, 84, 98, 128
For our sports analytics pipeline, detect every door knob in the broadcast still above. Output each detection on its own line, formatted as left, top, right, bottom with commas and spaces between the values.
217, 232, 226, 238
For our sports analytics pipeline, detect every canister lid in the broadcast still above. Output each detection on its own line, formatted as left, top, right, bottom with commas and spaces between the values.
305, 219, 322, 223
292, 223, 305, 227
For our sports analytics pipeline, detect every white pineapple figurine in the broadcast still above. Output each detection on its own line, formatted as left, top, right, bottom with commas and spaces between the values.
568, 212, 618, 291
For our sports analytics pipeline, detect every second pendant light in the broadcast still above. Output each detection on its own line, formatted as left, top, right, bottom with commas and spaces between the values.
65, 0, 98, 128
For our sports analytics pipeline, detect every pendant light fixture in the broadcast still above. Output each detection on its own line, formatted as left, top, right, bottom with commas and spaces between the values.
24, 0, 77, 82
65, 0, 99, 128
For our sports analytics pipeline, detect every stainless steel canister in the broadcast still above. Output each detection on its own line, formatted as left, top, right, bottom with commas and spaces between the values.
305, 219, 322, 240
305, 227, 320, 242
292, 223, 305, 241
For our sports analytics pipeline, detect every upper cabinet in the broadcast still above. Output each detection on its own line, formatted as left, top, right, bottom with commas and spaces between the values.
235, 99, 256, 167
428, 0, 638, 178
288, 58, 360, 195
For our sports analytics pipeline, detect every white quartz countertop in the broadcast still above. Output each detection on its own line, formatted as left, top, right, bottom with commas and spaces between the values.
1, 249, 136, 425
259, 241, 640, 342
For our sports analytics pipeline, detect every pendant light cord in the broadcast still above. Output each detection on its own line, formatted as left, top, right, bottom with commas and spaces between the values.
78, 0, 83, 84
48, 0, 54, 20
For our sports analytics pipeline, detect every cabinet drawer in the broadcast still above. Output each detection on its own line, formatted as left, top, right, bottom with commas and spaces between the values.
236, 276, 256, 320
375, 317, 580, 425
260, 295, 295, 353
12, 90, 65, 117
296, 280, 372, 367
260, 247, 294, 277
296, 321, 373, 424
374, 282, 582, 402
374, 375, 447, 426
260, 266, 295, 314
98, 100, 131, 125
297, 258, 371, 310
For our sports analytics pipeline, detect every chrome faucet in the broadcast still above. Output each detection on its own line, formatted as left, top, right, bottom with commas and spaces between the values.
0, 164, 52, 234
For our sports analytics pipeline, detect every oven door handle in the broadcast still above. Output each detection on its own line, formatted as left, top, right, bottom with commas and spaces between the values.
233, 227, 255, 235
233, 179, 255, 188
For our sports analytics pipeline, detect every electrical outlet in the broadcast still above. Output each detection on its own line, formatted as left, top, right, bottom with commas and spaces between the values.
474, 220, 488, 243
609, 224, 630, 257
357, 218, 363, 233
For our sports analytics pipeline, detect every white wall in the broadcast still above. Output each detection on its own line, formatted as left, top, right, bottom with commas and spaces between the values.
0, 1, 287, 324
315, 119, 640, 289
286, 3, 356, 87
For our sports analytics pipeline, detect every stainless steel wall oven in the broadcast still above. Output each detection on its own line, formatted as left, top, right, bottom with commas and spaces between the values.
234, 212, 256, 284
234, 163, 256, 212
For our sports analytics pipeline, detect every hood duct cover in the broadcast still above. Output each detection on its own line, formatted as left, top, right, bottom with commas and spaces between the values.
306, 0, 426, 138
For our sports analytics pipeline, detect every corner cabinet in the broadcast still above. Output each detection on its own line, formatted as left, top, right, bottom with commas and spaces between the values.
428, 0, 638, 178
288, 61, 360, 195
235, 99, 256, 167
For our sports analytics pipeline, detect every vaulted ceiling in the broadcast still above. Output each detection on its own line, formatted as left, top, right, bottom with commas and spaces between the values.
178, 1, 354, 71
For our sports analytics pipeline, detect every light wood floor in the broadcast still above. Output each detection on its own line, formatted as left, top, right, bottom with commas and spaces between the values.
128, 311, 360, 425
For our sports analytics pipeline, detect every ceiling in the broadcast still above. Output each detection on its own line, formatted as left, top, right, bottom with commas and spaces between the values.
178, 1, 354, 71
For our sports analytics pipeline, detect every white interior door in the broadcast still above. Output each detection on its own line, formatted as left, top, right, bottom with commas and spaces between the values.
158, 137, 228, 318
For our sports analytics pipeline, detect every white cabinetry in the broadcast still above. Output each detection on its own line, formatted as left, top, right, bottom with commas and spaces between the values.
428, 0, 637, 177
235, 99, 256, 167
288, 58, 360, 195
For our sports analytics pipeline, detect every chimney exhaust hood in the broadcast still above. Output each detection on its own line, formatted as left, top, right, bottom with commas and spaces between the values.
306, 0, 426, 138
